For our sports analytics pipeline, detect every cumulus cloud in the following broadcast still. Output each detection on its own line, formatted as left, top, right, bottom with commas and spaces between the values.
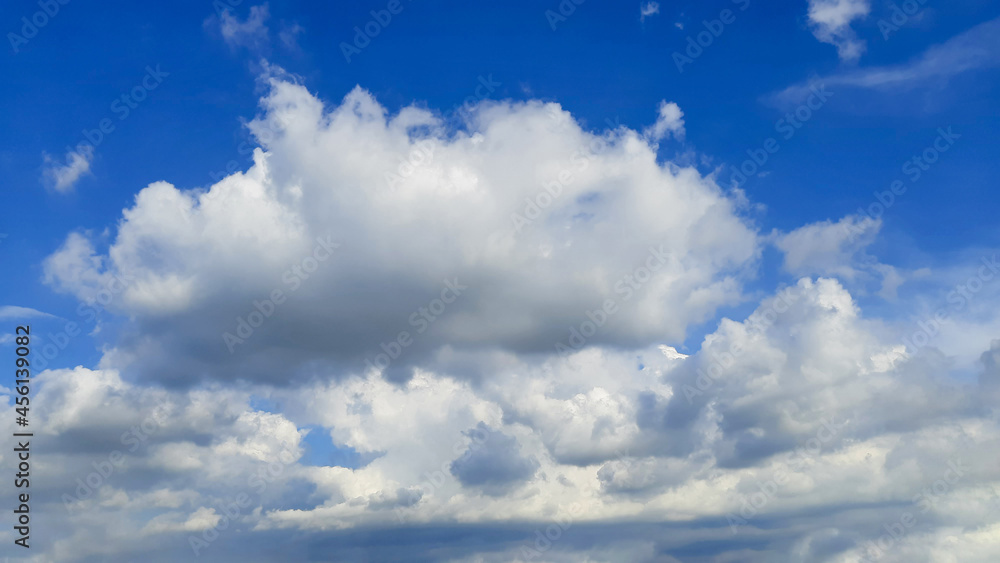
10, 275, 1000, 561
42, 144, 94, 193
644, 100, 684, 141
42, 75, 756, 386
807, 0, 871, 62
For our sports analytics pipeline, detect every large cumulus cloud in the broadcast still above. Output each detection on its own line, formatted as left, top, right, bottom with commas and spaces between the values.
42, 76, 758, 386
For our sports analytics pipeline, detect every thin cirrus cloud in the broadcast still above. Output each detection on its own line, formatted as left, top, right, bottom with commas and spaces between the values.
0, 305, 58, 320
774, 15, 1000, 106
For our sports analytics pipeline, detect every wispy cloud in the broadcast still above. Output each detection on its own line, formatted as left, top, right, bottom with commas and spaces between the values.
0, 305, 58, 320
640, 1, 660, 23
218, 4, 270, 50
807, 0, 871, 62
774, 16, 1000, 106
41, 144, 94, 193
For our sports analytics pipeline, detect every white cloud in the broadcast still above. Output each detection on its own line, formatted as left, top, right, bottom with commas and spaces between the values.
9, 269, 1000, 560
776, 214, 879, 279
644, 100, 685, 142
0, 305, 57, 320
807, 0, 871, 62
42, 76, 755, 385
775, 214, 918, 300
42, 144, 94, 193
778, 15, 1000, 105
640, 1, 660, 22
218, 4, 270, 50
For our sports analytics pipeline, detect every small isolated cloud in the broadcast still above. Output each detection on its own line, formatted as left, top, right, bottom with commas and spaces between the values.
42, 144, 93, 193
0, 305, 57, 320
640, 1, 660, 22
776, 16, 1000, 105
807, 0, 871, 62
218, 4, 270, 50
645, 100, 685, 141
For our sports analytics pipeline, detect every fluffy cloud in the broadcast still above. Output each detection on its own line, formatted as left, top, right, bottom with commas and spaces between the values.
42, 144, 94, 193
42, 76, 757, 386
644, 100, 685, 142
21, 72, 1000, 562
8, 274, 1000, 561
807, 0, 871, 62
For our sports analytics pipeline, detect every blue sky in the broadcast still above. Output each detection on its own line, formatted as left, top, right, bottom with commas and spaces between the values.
2, 0, 1000, 561
3, 0, 999, 348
